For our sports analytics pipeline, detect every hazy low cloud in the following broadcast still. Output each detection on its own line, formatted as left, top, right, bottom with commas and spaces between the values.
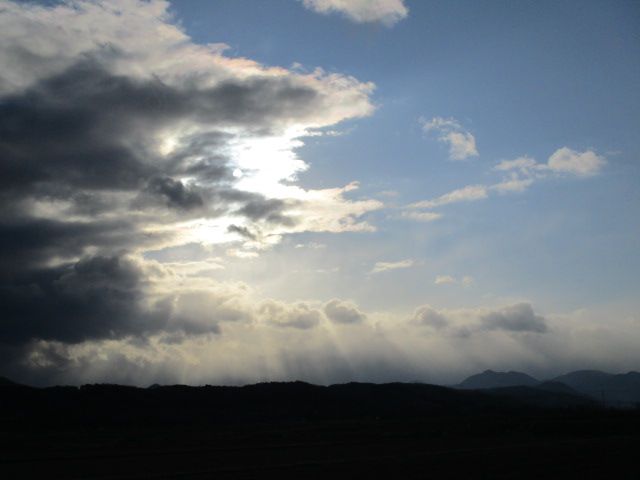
3, 297, 639, 387
411, 302, 548, 335
370, 259, 415, 274
301, 0, 408, 26
5, 298, 640, 385
421, 117, 479, 160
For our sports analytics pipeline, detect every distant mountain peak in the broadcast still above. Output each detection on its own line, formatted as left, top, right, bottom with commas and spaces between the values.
458, 370, 539, 389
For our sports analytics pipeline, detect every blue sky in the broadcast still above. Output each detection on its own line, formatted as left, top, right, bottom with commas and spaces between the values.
0, 0, 638, 385
170, 0, 640, 311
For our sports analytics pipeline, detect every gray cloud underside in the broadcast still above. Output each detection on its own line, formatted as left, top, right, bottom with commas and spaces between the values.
412, 303, 548, 335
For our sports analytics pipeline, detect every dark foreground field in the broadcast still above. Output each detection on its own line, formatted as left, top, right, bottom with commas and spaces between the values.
1, 381, 638, 479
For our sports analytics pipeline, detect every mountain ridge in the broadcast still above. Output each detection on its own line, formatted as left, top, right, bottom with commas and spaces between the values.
455, 369, 640, 406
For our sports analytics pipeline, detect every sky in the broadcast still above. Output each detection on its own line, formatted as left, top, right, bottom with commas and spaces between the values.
0, 0, 639, 386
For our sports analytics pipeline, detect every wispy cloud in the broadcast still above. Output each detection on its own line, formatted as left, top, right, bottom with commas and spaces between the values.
435, 275, 474, 286
370, 259, 415, 274
421, 116, 479, 160
410, 185, 488, 209
301, 0, 408, 26
403, 147, 607, 221
400, 211, 443, 222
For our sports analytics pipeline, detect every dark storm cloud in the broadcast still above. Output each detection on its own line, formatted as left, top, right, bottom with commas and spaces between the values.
0, 62, 165, 193
0, 58, 325, 202
0, 58, 317, 349
0, 252, 231, 347
0, 254, 152, 345
0, 218, 143, 273
145, 176, 204, 210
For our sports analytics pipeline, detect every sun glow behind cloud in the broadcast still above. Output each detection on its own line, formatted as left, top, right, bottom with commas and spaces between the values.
0, 0, 637, 387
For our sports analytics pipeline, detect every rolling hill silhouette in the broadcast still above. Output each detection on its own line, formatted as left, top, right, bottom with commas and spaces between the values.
0, 378, 599, 428
455, 369, 640, 407
551, 370, 640, 406
456, 370, 539, 389
1, 376, 638, 478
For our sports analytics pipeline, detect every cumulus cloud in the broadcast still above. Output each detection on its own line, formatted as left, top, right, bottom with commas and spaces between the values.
324, 299, 367, 324
412, 305, 448, 329
421, 117, 479, 160
495, 149, 606, 178
301, 0, 408, 26
258, 300, 323, 329
480, 303, 548, 333
370, 259, 415, 274
547, 147, 606, 176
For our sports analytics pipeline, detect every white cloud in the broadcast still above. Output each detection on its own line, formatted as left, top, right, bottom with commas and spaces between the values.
494, 156, 540, 174
495, 150, 606, 178
410, 185, 488, 209
226, 249, 260, 259
404, 147, 607, 221
400, 211, 442, 222
490, 174, 534, 194
294, 242, 327, 249
370, 259, 414, 274
434, 275, 456, 285
301, 0, 408, 26
547, 147, 606, 176
434, 275, 474, 286
421, 116, 479, 160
